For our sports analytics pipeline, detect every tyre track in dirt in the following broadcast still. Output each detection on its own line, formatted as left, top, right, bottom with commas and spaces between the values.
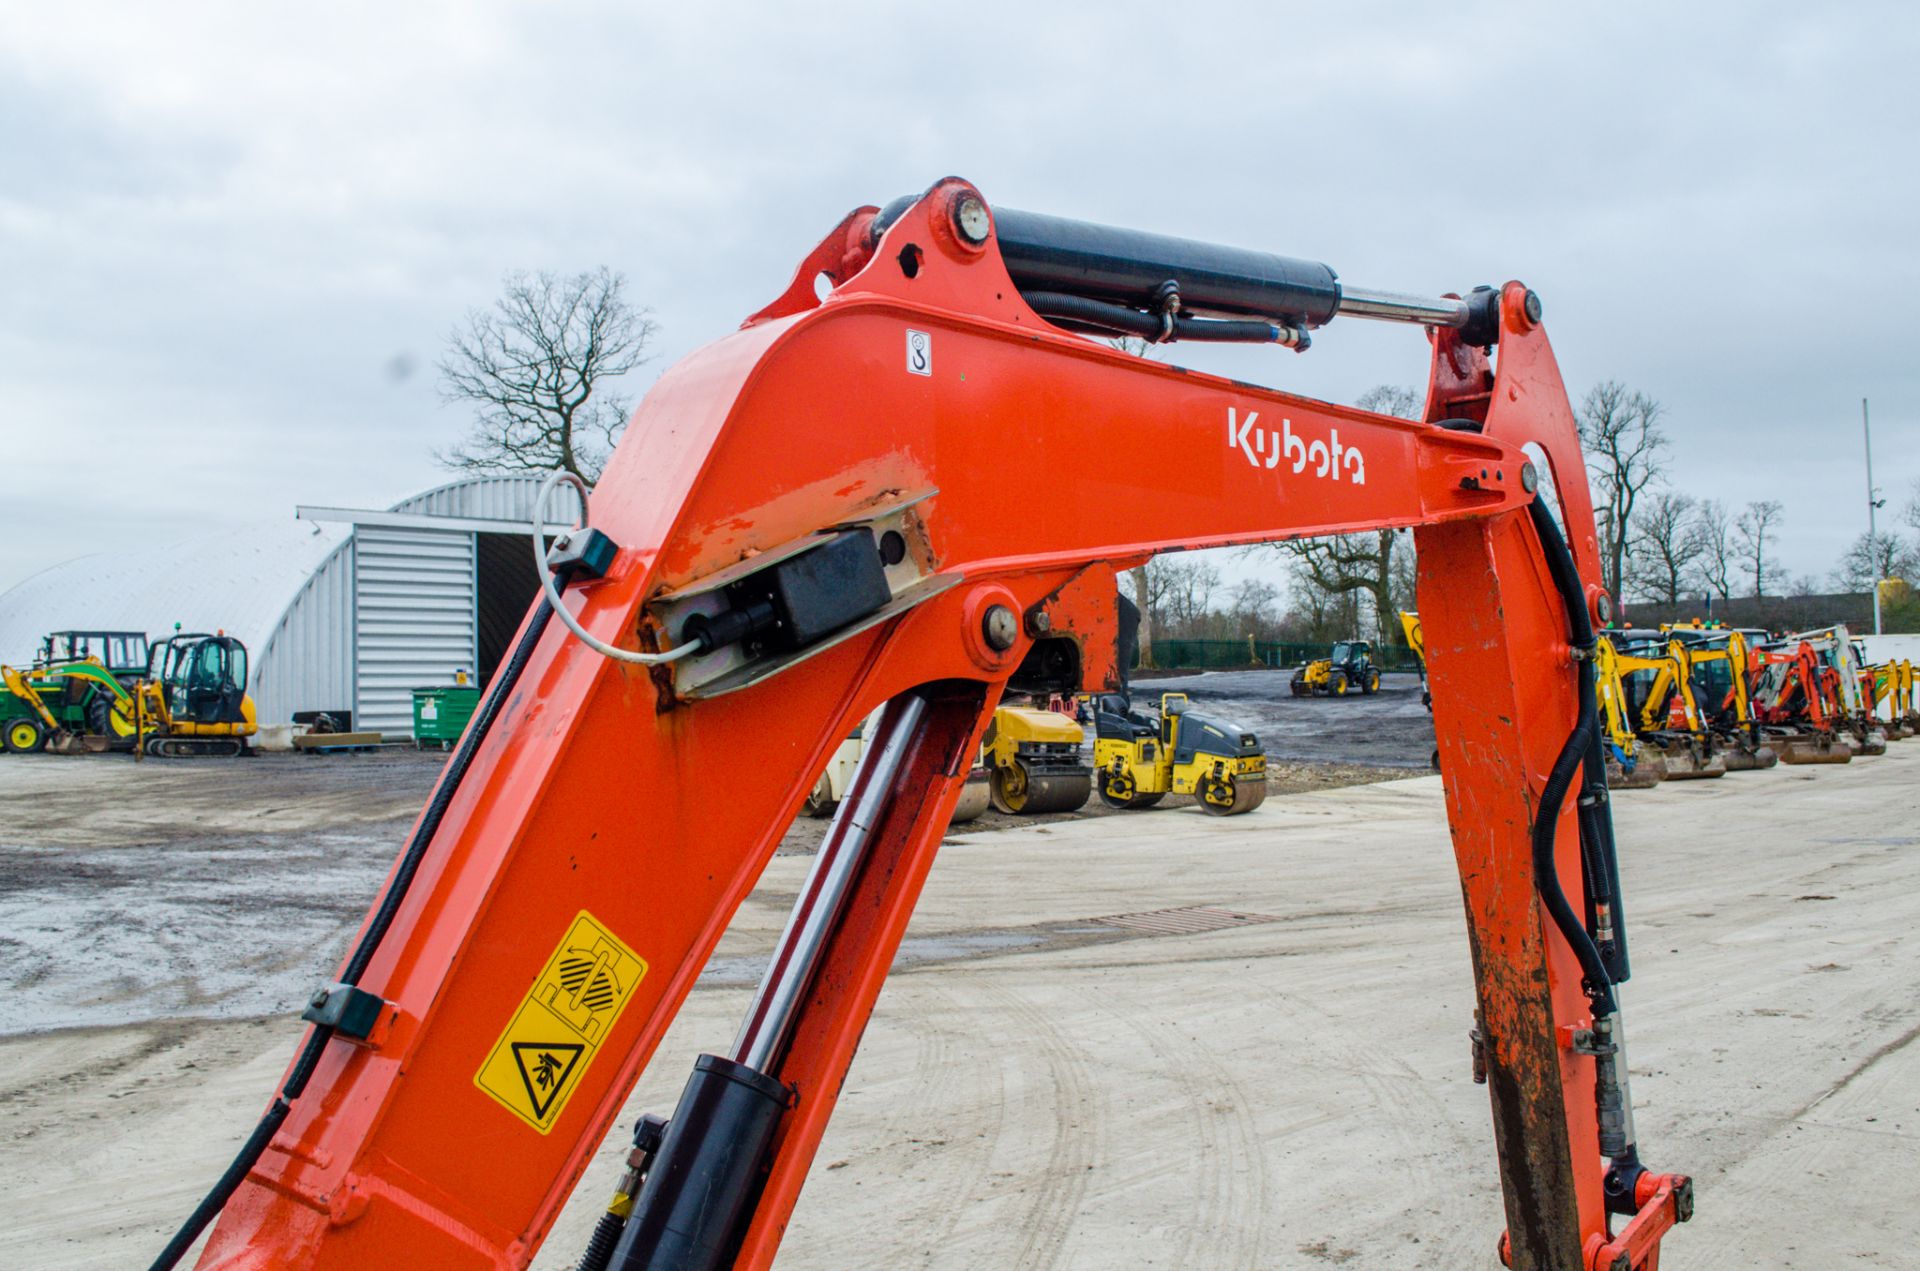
978, 979, 1103, 1271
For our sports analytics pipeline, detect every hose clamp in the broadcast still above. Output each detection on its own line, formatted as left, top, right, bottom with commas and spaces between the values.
1152, 279, 1182, 343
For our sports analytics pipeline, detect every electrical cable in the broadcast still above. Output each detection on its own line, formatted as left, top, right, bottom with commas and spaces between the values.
533, 470, 697, 666
147, 597, 556, 1270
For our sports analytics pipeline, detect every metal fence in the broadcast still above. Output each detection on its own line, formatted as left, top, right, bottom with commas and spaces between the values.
1146, 639, 1422, 672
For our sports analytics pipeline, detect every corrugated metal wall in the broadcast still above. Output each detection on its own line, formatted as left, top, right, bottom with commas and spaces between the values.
389, 475, 584, 524
353, 526, 476, 734
253, 539, 355, 724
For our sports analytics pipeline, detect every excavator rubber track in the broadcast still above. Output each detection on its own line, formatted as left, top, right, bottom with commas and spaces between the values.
144, 736, 248, 759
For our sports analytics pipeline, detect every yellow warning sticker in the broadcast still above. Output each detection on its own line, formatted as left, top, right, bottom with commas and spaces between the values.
475, 909, 647, 1133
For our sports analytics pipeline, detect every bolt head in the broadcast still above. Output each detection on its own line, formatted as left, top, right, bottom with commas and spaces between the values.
982, 605, 1018, 651
1520, 462, 1539, 493
1025, 609, 1052, 637
1523, 290, 1543, 325
953, 194, 991, 245
1595, 591, 1615, 625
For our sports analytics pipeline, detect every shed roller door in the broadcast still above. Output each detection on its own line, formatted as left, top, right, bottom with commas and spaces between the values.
354, 526, 475, 735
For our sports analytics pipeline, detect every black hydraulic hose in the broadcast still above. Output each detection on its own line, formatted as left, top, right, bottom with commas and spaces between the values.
1021, 291, 1300, 344
1523, 498, 1619, 1016
148, 598, 556, 1271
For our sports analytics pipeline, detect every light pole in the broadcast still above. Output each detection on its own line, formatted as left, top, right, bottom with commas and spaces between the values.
1864, 397, 1886, 636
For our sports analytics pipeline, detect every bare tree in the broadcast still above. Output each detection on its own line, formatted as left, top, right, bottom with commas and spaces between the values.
440, 268, 656, 483
1733, 500, 1785, 598
1691, 499, 1735, 600
1906, 478, 1920, 535
1357, 384, 1421, 422
1833, 531, 1920, 592
1626, 492, 1703, 603
1577, 381, 1669, 599
1274, 386, 1420, 640
1141, 556, 1222, 633
1282, 532, 1410, 644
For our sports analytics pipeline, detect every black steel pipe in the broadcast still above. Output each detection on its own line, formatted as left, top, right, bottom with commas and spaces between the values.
991, 207, 1341, 327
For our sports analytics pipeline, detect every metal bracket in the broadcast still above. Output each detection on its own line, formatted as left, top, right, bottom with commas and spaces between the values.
302, 982, 391, 1043
1565, 1026, 1615, 1058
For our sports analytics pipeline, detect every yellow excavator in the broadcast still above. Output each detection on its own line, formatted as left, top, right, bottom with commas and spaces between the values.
1651, 628, 1776, 770
1091, 690, 1267, 814
2, 632, 257, 757
1870, 658, 1917, 738
1605, 632, 1727, 779
1398, 611, 1441, 770
1593, 638, 1669, 788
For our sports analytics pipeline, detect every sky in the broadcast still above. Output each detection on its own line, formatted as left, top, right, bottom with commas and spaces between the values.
3, 3, 1916, 603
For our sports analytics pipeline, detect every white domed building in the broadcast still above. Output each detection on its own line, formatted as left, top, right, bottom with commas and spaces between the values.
0, 476, 582, 735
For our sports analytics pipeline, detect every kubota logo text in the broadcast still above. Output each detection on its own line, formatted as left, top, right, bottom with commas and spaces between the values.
1227, 408, 1365, 484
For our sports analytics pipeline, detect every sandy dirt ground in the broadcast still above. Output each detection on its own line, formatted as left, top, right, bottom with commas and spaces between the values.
3, 744, 1917, 1268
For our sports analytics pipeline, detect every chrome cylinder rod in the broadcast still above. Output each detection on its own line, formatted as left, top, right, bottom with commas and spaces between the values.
1336, 285, 1471, 328
731, 692, 929, 1074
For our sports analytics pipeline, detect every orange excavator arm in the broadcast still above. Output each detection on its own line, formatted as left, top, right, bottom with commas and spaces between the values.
162, 178, 1688, 1271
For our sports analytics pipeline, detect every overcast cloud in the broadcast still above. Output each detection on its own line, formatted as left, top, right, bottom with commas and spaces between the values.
3, 3, 1915, 601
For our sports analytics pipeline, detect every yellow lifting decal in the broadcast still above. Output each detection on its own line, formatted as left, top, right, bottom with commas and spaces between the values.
475, 909, 647, 1133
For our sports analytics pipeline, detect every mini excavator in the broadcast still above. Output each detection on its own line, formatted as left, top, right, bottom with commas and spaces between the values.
1750, 638, 1855, 764
1658, 627, 1776, 770
154, 179, 1691, 1271
1869, 656, 1917, 738
1793, 626, 1888, 756
1592, 638, 1669, 789
1625, 633, 1779, 774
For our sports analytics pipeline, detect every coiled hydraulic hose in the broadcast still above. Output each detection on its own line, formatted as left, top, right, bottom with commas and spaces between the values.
147, 599, 556, 1271
1523, 496, 1619, 1017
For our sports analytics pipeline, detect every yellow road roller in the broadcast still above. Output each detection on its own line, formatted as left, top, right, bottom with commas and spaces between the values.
982, 705, 1092, 814
1091, 691, 1266, 815
807, 711, 1036, 823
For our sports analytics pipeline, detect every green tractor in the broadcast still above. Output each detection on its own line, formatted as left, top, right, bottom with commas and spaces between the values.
1289, 640, 1381, 697
1, 631, 151, 752
2, 629, 256, 756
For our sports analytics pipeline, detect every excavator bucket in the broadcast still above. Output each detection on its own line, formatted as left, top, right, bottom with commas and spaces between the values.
1854, 728, 1889, 757
1654, 743, 1726, 780
1607, 754, 1666, 789
1773, 733, 1853, 764
1717, 739, 1778, 772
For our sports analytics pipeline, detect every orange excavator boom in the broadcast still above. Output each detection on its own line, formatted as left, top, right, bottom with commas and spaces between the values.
159, 178, 1688, 1271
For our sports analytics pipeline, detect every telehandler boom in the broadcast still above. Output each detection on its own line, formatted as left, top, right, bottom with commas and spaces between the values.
159, 179, 1690, 1271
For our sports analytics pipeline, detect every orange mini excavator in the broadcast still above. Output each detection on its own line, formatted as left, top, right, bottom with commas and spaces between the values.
154, 180, 1690, 1271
